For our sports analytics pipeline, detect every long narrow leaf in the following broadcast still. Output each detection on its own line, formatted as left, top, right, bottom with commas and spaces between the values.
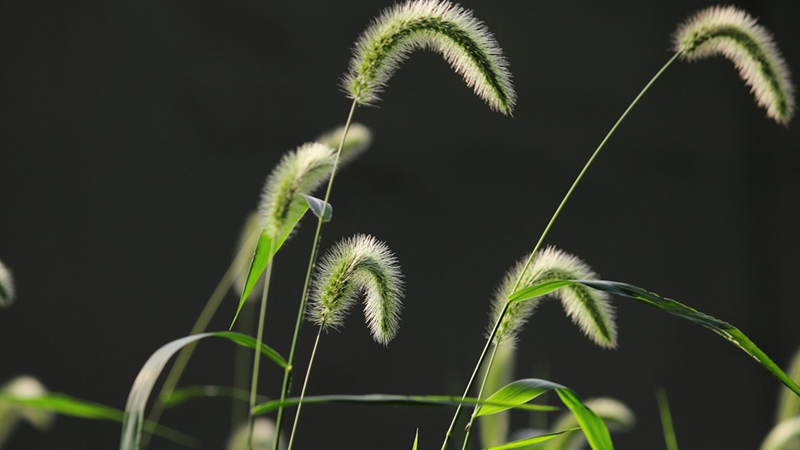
0, 392, 197, 447
483, 428, 579, 450
412, 429, 419, 450
509, 279, 800, 398
476, 379, 564, 417
120, 332, 286, 450
231, 202, 309, 327
555, 389, 613, 450
252, 394, 557, 416
161, 385, 265, 408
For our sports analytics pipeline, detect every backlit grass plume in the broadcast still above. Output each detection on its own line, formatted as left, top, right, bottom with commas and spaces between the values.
316, 123, 373, 166
343, 0, 516, 114
488, 247, 617, 348
309, 234, 404, 345
0, 376, 54, 448
673, 5, 795, 124
0, 258, 14, 307
260, 142, 337, 237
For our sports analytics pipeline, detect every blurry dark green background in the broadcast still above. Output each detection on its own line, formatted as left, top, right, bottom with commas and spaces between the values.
2, 0, 800, 448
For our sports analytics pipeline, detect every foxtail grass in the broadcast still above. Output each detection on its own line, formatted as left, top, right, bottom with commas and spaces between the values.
673, 5, 795, 124
0, 376, 53, 448
286, 234, 404, 450
0, 258, 14, 308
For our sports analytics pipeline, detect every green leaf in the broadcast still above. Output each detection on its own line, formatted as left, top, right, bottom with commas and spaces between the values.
161, 385, 265, 408
556, 389, 613, 450
230, 202, 309, 328
509, 279, 800, 399
412, 429, 419, 450
252, 394, 557, 416
656, 387, 679, 450
476, 379, 564, 417
479, 342, 517, 448
120, 332, 286, 450
507, 280, 575, 303
483, 428, 579, 450
0, 392, 197, 448
301, 194, 332, 222
777, 346, 800, 422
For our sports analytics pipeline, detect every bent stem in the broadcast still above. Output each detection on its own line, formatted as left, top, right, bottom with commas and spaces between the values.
141, 228, 259, 450
272, 99, 358, 450
441, 52, 682, 450
287, 327, 323, 450
247, 237, 278, 450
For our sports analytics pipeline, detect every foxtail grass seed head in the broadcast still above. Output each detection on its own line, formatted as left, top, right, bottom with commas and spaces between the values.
259, 142, 337, 237
0, 258, 14, 307
673, 5, 795, 124
344, 0, 516, 114
309, 234, 404, 346
226, 418, 285, 450
0, 376, 55, 434
316, 123, 373, 166
488, 247, 617, 348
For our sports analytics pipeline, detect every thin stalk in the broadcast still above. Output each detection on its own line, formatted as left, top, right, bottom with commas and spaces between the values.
141, 229, 259, 450
461, 343, 500, 450
247, 237, 278, 450
440, 303, 508, 450
656, 387, 679, 450
272, 99, 358, 449
442, 52, 681, 450
286, 327, 323, 450
232, 298, 257, 431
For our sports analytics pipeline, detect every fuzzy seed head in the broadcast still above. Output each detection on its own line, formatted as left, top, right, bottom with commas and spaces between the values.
488, 247, 617, 348
1, 376, 55, 431
309, 234, 404, 346
259, 143, 337, 237
316, 123, 373, 166
673, 5, 795, 124
0, 258, 14, 307
344, 0, 516, 114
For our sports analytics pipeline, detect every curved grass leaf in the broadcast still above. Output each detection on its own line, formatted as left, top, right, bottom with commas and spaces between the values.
777, 346, 800, 422
231, 201, 309, 327
761, 417, 800, 450
161, 385, 266, 408
476, 379, 564, 417
0, 392, 197, 447
412, 429, 419, 450
120, 332, 286, 450
541, 397, 634, 450
252, 394, 557, 416
483, 428, 579, 450
301, 194, 332, 222
556, 389, 613, 450
510, 279, 800, 399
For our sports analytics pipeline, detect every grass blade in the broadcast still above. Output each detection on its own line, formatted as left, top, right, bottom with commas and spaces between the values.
301, 194, 332, 222
231, 202, 309, 327
541, 397, 634, 450
777, 346, 800, 422
656, 387, 678, 450
413, 429, 419, 450
761, 417, 800, 450
252, 394, 557, 416
510, 279, 800, 399
478, 342, 516, 448
120, 332, 286, 450
555, 389, 613, 450
161, 385, 266, 408
0, 392, 197, 447
476, 379, 564, 417
483, 428, 579, 450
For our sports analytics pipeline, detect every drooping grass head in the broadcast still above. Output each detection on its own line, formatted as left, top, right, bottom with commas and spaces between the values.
344, 0, 516, 115
673, 5, 795, 125
0, 258, 14, 307
259, 143, 337, 238
488, 247, 617, 348
309, 234, 404, 346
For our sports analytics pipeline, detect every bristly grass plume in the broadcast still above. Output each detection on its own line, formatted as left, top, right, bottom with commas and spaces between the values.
673, 5, 795, 124
316, 123, 373, 166
489, 247, 617, 348
344, 0, 516, 114
309, 234, 404, 345
0, 258, 14, 307
259, 142, 337, 238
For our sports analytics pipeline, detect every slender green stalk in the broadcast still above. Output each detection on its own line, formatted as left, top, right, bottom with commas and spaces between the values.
286, 327, 323, 450
442, 52, 681, 450
141, 229, 259, 450
656, 387, 678, 450
272, 99, 358, 450
461, 343, 499, 450
232, 299, 257, 431
247, 237, 278, 450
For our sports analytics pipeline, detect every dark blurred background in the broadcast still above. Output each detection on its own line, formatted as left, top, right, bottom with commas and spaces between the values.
2, 0, 800, 449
